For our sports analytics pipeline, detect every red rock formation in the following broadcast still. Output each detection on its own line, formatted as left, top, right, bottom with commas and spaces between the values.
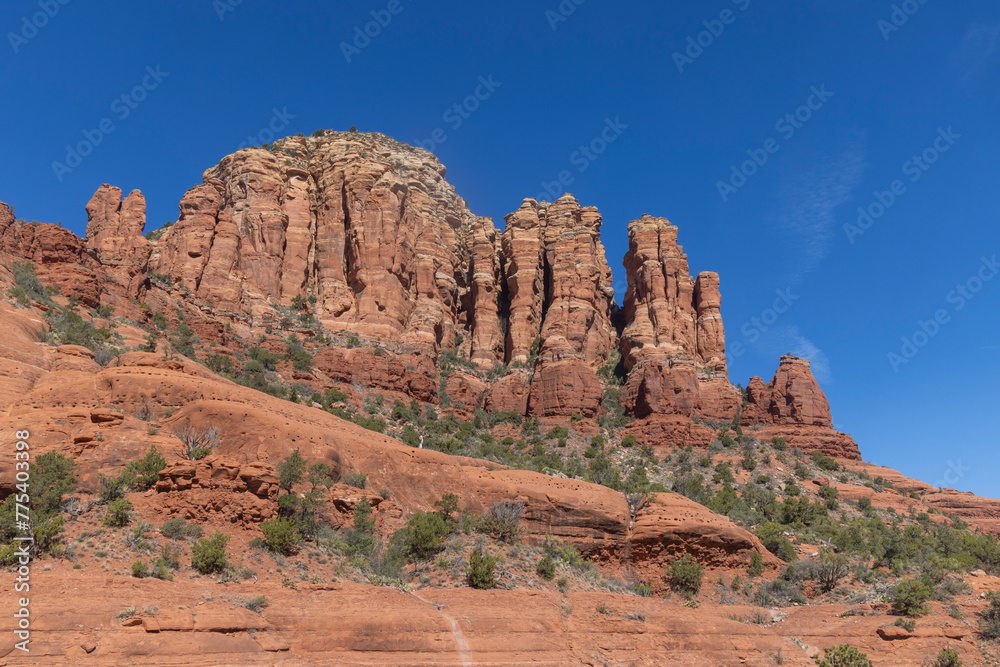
500, 196, 617, 417
313, 346, 439, 404
0, 208, 101, 306
464, 217, 504, 367
151, 134, 484, 358
619, 215, 740, 430
743, 355, 860, 459
483, 372, 531, 414
85, 185, 152, 298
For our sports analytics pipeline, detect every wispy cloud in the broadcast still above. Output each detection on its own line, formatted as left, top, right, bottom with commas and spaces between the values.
776, 138, 868, 282
958, 23, 999, 86
768, 325, 832, 385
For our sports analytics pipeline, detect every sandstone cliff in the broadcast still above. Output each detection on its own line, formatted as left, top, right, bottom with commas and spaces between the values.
0, 131, 857, 454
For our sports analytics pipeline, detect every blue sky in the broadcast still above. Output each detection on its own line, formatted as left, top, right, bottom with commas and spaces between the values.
3, 1, 999, 496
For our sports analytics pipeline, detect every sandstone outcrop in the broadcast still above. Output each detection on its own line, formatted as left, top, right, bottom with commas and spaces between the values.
150, 133, 484, 360
619, 215, 741, 437
84, 184, 151, 297
0, 206, 101, 306
501, 196, 617, 417
743, 355, 860, 459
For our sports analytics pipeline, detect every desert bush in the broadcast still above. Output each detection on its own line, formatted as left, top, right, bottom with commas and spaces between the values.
979, 591, 1000, 639
45, 308, 120, 364
892, 577, 935, 617
467, 547, 498, 589
536, 555, 556, 580
816, 549, 850, 592
434, 493, 460, 523
545, 426, 569, 440
103, 498, 133, 527
173, 425, 221, 460
483, 500, 524, 543
816, 644, 872, 667
343, 471, 368, 489
241, 595, 270, 614
755, 522, 797, 562
131, 561, 148, 578
748, 550, 766, 577
9, 261, 50, 304
399, 511, 451, 564
665, 554, 704, 596
0, 451, 76, 562
261, 517, 301, 555
191, 532, 229, 574
932, 648, 963, 667
277, 449, 307, 493
127, 446, 167, 491
542, 534, 586, 569
98, 469, 135, 503
157, 543, 181, 570
160, 518, 202, 540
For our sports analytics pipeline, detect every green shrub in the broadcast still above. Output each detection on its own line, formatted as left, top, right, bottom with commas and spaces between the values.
545, 426, 569, 440
816, 644, 872, 667
344, 472, 368, 489
205, 353, 234, 375
261, 517, 301, 555
467, 547, 498, 589
748, 550, 766, 577
161, 518, 202, 540
434, 493, 460, 523
127, 446, 167, 491
277, 449, 307, 494
932, 648, 963, 667
285, 339, 313, 371
10, 261, 50, 304
103, 498, 133, 527
857, 496, 872, 511
771, 436, 787, 451
621, 435, 637, 448
173, 425, 221, 460
324, 387, 350, 405
810, 451, 839, 472
45, 308, 119, 364
980, 591, 1000, 639
157, 543, 181, 570
98, 469, 135, 503
0, 451, 76, 560
536, 555, 556, 580
755, 522, 797, 562
191, 532, 229, 574
892, 578, 935, 617
816, 549, 849, 592
241, 595, 270, 614
400, 512, 451, 564
665, 554, 704, 596
131, 561, 148, 578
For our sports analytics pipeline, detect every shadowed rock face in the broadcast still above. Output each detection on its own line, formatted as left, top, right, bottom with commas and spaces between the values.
0, 131, 857, 453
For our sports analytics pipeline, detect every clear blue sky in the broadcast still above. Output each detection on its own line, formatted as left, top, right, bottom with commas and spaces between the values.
3, 1, 999, 497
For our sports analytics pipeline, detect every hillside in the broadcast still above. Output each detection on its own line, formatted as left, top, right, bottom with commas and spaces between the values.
2, 131, 1000, 665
